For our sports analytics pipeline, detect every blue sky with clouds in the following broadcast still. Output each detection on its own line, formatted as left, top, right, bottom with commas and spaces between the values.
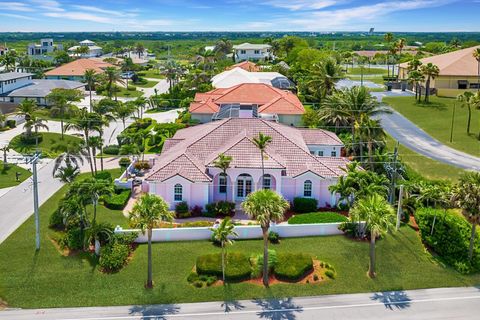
0, 0, 479, 32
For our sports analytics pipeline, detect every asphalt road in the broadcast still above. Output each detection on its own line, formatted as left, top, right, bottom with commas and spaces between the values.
1, 287, 480, 319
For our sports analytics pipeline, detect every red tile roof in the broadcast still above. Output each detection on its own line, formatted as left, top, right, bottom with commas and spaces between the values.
226, 61, 261, 72
145, 118, 348, 183
45, 58, 114, 77
189, 83, 304, 115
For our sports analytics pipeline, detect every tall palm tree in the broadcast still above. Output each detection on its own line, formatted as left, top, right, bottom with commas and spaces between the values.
27, 116, 49, 148
420, 63, 440, 103
252, 133, 272, 189
81, 177, 113, 226
84, 69, 98, 112
135, 42, 145, 58
161, 60, 183, 92
473, 48, 480, 93
93, 99, 117, 171
350, 194, 395, 278
395, 38, 406, 77
407, 70, 425, 101
54, 165, 80, 183
383, 33, 394, 77
214, 38, 233, 58
306, 58, 344, 100
451, 171, 480, 261
129, 194, 174, 289
196, 49, 216, 71
114, 101, 136, 129
210, 218, 238, 283
213, 153, 233, 201
103, 67, 125, 100
457, 91, 480, 135
242, 189, 289, 287
15, 99, 38, 137
88, 136, 103, 175
52, 140, 87, 177
1, 145, 9, 169
46, 88, 83, 139
0, 50, 17, 72
357, 116, 386, 170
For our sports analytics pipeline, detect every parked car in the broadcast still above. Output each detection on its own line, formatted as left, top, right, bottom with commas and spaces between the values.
121, 71, 135, 79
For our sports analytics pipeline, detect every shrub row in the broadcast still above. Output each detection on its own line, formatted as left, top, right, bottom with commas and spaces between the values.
415, 208, 480, 273
293, 197, 318, 213
103, 189, 132, 210
196, 252, 251, 282
288, 212, 348, 224
103, 145, 120, 155
205, 201, 235, 217
274, 253, 313, 281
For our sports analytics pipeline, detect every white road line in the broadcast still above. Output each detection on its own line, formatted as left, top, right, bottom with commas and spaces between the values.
32, 294, 480, 320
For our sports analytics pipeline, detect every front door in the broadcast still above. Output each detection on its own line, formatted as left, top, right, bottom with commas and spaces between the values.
236, 174, 253, 201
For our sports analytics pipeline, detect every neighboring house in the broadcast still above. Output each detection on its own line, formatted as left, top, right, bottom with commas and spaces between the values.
68, 39, 103, 58
142, 118, 348, 210
0, 45, 8, 56
0, 72, 84, 106
226, 61, 261, 72
233, 43, 273, 62
27, 38, 63, 61
189, 83, 305, 126
212, 67, 295, 90
45, 58, 113, 81
204, 46, 216, 52
399, 45, 480, 97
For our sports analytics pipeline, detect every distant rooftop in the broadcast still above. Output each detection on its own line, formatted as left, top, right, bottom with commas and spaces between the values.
233, 43, 271, 50
7, 79, 84, 98
0, 72, 33, 82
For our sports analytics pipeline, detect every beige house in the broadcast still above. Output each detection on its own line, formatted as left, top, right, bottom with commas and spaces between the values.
399, 45, 480, 97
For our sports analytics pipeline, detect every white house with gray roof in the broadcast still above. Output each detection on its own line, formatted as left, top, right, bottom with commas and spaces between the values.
233, 43, 273, 62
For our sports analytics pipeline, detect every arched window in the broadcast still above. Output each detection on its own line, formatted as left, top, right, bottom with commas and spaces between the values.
263, 174, 272, 190
174, 184, 183, 201
219, 174, 227, 194
303, 180, 312, 197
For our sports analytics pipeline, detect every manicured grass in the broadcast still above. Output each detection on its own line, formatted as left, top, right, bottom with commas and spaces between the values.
288, 212, 348, 224
347, 75, 386, 85
386, 135, 466, 182
133, 80, 159, 88
140, 70, 165, 79
0, 162, 31, 188
1, 170, 480, 308
115, 88, 144, 98
347, 67, 387, 75
383, 96, 480, 157
9, 132, 83, 158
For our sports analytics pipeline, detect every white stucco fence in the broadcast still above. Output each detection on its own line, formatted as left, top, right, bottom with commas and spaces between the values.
114, 222, 344, 243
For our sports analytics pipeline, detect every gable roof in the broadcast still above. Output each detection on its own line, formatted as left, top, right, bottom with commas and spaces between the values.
45, 58, 113, 77
226, 61, 260, 72
298, 128, 344, 145
212, 67, 292, 89
399, 45, 480, 76
233, 43, 271, 50
189, 83, 304, 115
145, 118, 348, 183
0, 72, 33, 82
7, 79, 84, 98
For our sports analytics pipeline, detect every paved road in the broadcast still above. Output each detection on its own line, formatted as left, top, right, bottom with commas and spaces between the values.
1, 287, 480, 319
371, 91, 480, 171
138, 79, 169, 98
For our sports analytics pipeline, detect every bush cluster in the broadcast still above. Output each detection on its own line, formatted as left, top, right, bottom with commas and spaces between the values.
415, 208, 480, 273
205, 201, 235, 217
99, 242, 130, 272
293, 197, 318, 213
133, 161, 151, 170
274, 253, 313, 281
19, 133, 43, 145
94, 171, 113, 181
6, 120, 16, 128
103, 145, 120, 155
268, 231, 280, 244
187, 272, 217, 287
175, 201, 190, 218
288, 212, 348, 224
196, 252, 251, 282
119, 157, 131, 168
103, 189, 132, 210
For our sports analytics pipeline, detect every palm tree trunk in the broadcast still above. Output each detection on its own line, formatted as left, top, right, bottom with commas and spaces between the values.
147, 228, 153, 288
468, 222, 476, 261
99, 131, 104, 171
368, 231, 376, 278
93, 203, 97, 226
92, 147, 98, 174
466, 106, 471, 134
89, 87, 93, 113
367, 140, 374, 170
260, 151, 265, 189
221, 242, 226, 283
262, 227, 269, 287
425, 78, 430, 103
85, 132, 94, 177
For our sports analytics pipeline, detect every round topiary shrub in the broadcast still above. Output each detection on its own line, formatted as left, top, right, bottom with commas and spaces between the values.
274, 253, 313, 281
196, 252, 251, 282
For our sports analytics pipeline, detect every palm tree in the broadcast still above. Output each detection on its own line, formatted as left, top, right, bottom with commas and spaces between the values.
82, 178, 113, 226
450, 38, 461, 48
451, 172, 480, 261
161, 60, 183, 92
306, 58, 344, 100
54, 165, 80, 183
420, 63, 440, 103
252, 133, 272, 189
15, 99, 38, 137
93, 99, 117, 171
213, 153, 233, 201
350, 194, 395, 278
395, 38, 406, 77
75, 45, 89, 57
103, 67, 125, 100
27, 116, 49, 148
46, 88, 83, 139
473, 48, 480, 93
196, 49, 216, 71
52, 140, 87, 177
0, 50, 17, 72
129, 194, 174, 288
1, 144, 9, 169
84, 69, 98, 112
214, 38, 233, 58
88, 136, 103, 174
135, 42, 145, 58
242, 189, 289, 287
408, 70, 425, 101
457, 91, 480, 135
357, 115, 386, 169
383, 33, 394, 77
210, 218, 238, 283
84, 222, 113, 256
114, 101, 136, 129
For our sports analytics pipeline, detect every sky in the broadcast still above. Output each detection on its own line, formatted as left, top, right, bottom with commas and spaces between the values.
0, 0, 479, 32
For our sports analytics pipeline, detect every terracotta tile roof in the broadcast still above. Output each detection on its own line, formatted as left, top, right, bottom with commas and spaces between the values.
399, 45, 480, 76
45, 58, 113, 77
145, 118, 348, 183
189, 83, 304, 115
226, 61, 260, 72
298, 128, 344, 145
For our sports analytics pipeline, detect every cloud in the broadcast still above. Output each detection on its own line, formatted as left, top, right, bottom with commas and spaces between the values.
43, 12, 116, 24
29, 0, 64, 12
261, 0, 340, 11
0, 13, 37, 20
71, 5, 138, 17
2, 2, 34, 12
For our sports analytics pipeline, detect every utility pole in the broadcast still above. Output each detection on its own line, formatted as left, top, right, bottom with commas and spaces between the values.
389, 141, 399, 204
396, 185, 404, 231
449, 103, 456, 143
27, 152, 41, 250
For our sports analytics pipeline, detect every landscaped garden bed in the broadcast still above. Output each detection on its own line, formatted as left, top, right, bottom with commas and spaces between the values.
288, 212, 348, 224
9, 132, 83, 158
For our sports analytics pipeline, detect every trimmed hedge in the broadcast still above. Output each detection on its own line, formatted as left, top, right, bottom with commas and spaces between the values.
288, 212, 348, 224
274, 253, 313, 281
99, 242, 130, 272
103, 189, 132, 210
415, 208, 480, 273
204, 201, 235, 217
293, 197, 318, 213
103, 145, 120, 155
94, 171, 113, 181
196, 252, 251, 281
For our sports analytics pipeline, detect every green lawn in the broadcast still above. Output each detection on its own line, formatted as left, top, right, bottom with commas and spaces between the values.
346, 67, 387, 75
1, 169, 479, 308
346, 75, 386, 85
115, 88, 144, 98
0, 162, 31, 188
133, 80, 159, 88
140, 70, 165, 79
9, 132, 84, 158
383, 96, 480, 157
386, 135, 466, 182
288, 212, 348, 224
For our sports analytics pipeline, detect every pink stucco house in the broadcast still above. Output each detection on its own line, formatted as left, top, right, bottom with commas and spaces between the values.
142, 118, 348, 210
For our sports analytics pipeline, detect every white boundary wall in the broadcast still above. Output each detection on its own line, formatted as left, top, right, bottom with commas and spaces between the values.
114, 222, 344, 243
